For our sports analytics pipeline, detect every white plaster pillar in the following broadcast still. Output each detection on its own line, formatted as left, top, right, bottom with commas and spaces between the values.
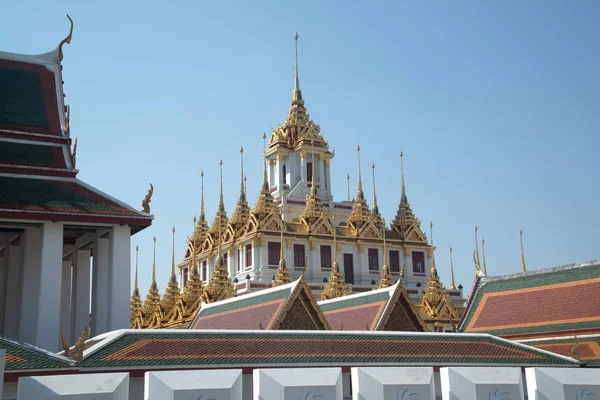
3, 244, 22, 338
19, 226, 42, 344
107, 225, 131, 332
71, 249, 91, 342
300, 153, 307, 185
91, 237, 109, 336
35, 221, 64, 352
59, 259, 72, 343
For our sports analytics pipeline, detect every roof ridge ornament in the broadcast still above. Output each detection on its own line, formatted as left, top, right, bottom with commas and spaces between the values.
141, 183, 153, 214
449, 245, 456, 290
58, 14, 74, 62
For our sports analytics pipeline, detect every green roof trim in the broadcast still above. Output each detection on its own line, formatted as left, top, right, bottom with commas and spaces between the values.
0, 142, 55, 165
0, 177, 114, 212
0, 337, 73, 371
196, 286, 293, 318
0, 68, 48, 129
319, 289, 390, 312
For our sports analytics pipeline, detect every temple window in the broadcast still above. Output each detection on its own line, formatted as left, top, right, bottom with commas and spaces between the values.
268, 242, 281, 268
245, 244, 252, 268
223, 252, 228, 267
283, 164, 287, 184
183, 269, 188, 286
389, 250, 400, 273
307, 162, 313, 182
237, 249, 241, 273
201, 261, 207, 281
368, 248, 379, 272
320, 245, 332, 270
294, 244, 305, 270
412, 251, 425, 274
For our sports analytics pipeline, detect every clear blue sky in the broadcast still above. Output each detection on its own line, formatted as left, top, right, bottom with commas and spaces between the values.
2, 1, 599, 298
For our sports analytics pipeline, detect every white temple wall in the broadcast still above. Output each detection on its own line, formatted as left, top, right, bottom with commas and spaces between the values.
3, 244, 22, 338
18, 226, 42, 344
91, 237, 109, 336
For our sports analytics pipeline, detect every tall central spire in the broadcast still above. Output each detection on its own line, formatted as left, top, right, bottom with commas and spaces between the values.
239, 147, 245, 200
400, 151, 407, 203
218, 159, 224, 212
356, 146, 364, 198
231, 147, 250, 232
200, 171, 206, 222
293, 31, 302, 102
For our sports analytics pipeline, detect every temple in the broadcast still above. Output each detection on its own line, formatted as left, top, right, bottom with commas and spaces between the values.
131, 32, 466, 331
0, 16, 153, 352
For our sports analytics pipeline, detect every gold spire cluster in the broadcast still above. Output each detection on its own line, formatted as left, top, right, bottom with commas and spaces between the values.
142, 236, 161, 318
161, 227, 181, 311
202, 226, 236, 303
189, 171, 209, 254
230, 147, 251, 234
419, 222, 458, 328
370, 162, 384, 230
300, 140, 326, 229
347, 146, 373, 236
209, 160, 228, 245
322, 215, 351, 299
391, 151, 427, 243
272, 215, 292, 287
130, 245, 142, 323
520, 229, 527, 272
377, 220, 393, 289
270, 32, 325, 148
252, 133, 276, 218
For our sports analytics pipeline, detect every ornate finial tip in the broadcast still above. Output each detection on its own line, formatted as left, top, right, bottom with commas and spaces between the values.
346, 174, 349, 179
429, 221, 433, 228
294, 32, 299, 40
240, 146, 244, 153
135, 244, 139, 251
219, 159, 223, 166
474, 225, 478, 231
520, 229, 523, 235
153, 236, 156, 242
449, 245, 452, 252
172, 226, 175, 233
200, 170, 204, 177
262, 132, 266, 139
400, 150, 403, 157
357, 145, 360, 151
371, 163, 375, 169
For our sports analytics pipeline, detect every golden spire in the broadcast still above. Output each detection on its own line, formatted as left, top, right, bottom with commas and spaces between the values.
231, 147, 250, 232
203, 222, 236, 303
300, 140, 325, 229
520, 229, 527, 272
130, 244, 142, 323
272, 212, 291, 287
200, 170, 205, 222
181, 243, 203, 305
370, 162, 383, 227
162, 226, 180, 311
142, 236, 161, 317
252, 133, 276, 218
244, 175, 247, 195
347, 145, 372, 236
481, 238, 488, 275
378, 219, 393, 289
346, 174, 350, 201
428, 222, 439, 281
322, 214, 351, 299
400, 150, 407, 203
356, 146, 364, 199
449, 246, 456, 290
210, 160, 228, 241
293, 32, 302, 102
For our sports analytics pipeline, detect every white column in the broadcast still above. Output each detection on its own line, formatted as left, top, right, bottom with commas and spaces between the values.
91, 237, 109, 336
107, 225, 131, 331
71, 249, 91, 342
19, 227, 42, 344
300, 154, 307, 185
35, 221, 64, 352
3, 244, 22, 338
59, 260, 72, 343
